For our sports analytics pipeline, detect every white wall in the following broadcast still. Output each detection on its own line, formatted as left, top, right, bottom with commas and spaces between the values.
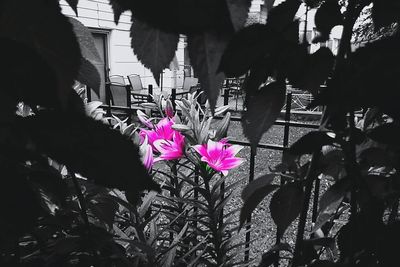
60, 0, 185, 97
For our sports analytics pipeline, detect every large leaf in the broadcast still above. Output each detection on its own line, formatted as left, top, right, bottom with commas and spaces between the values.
21, 111, 159, 204
313, 0, 343, 42
69, 17, 102, 94
226, 0, 252, 31
241, 173, 277, 201
266, 0, 301, 32
242, 81, 286, 150
219, 24, 277, 77
0, 162, 42, 245
270, 182, 304, 234
187, 29, 232, 111
0, 38, 58, 111
0, 0, 82, 108
318, 177, 352, 214
131, 17, 179, 85
240, 183, 279, 228
289, 131, 335, 156
111, 0, 231, 34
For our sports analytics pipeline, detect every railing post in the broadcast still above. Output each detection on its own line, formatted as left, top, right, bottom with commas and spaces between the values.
171, 88, 177, 111
223, 88, 230, 106
274, 92, 292, 267
147, 84, 153, 102
245, 146, 256, 262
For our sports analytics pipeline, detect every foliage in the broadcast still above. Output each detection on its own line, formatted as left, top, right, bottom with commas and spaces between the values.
2, 0, 400, 266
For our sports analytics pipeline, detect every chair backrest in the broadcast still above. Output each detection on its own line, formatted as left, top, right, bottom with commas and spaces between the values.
182, 77, 198, 91
127, 74, 144, 91
109, 75, 125, 85
106, 82, 130, 107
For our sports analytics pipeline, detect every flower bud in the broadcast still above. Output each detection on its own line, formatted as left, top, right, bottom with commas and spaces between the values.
215, 112, 231, 139
165, 99, 174, 118
137, 110, 153, 128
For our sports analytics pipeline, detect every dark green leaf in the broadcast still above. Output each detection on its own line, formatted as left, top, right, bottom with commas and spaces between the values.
65, 0, 79, 15
303, 237, 335, 249
319, 177, 352, 214
241, 173, 277, 201
131, 17, 179, 85
219, 24, 277, 77
21, 111, 159, 204
240, 184, 279, 228
289, 131, 334, 156
242, 81, 286, 150
0, 38, 58, 110
115, 0, 231, 34
88, 194, 118, 229
358, 147, 396, 167
367, 123, 400, 146
0, 162, 42, 245
188, 29, 232, 111
364, 175, 393, 199
313, 0, 343, 42
109, 0, 131, 24
270, 182, 304, 234
69, 17, 102, 94
76, 59, 101, 94
309, 260, 343, 267
226, 0, 252, 31
267, 0, 301, 33
0, 0, 82, 108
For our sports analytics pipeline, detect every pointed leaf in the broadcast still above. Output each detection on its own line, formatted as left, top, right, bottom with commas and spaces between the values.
372, 0, 400, 28
289, 131, 335, 156
313, 0, 343, 42
241, 173, 277, 201
367, 123, 400, 146
131, 18, 179, 85
270, 182, 304, 234
242, 81, 286, 150
219, 24, 277, 77
258, 242, 292, 267
66, 0, 79, 15
76, 59, 101, 94
22, 111, 159, 205
240, 184, 279, 227
267, 0, 301, 32
0, 0, 82, 108
319, 177, 352, 214
188, 29, 233, 111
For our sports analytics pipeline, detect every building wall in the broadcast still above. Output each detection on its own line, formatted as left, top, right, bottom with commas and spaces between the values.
60, 0, 185, 101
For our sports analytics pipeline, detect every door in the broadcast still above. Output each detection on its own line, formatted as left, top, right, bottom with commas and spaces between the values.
91, 32, 109, 102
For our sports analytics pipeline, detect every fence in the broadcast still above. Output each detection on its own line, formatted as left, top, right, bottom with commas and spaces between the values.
98, 86, 321, 265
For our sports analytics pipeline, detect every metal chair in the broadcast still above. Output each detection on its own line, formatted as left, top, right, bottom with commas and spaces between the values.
127, 74, 148, 103
106, 82, 131, 107
108, 75, 126, 85
174, 77, 199, 99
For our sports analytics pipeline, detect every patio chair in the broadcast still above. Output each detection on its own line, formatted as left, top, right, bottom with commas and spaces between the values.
174, 77, 199, 99
224, 77, 244, 111
106, 82, 131, 107
108, 75, 126, 85
127, 74, 148, 103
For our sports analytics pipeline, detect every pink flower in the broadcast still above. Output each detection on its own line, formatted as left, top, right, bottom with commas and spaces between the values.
193, 140, 244, 176
139, 136, 154, 171
153, 132, 185, 161
139, 118, 175, 149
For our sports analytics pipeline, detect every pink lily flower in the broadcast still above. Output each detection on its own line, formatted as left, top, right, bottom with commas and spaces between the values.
153, 132, 185, 162
139, 136, 154, 171
139, 118, 175, 149
193, 139, 244, 176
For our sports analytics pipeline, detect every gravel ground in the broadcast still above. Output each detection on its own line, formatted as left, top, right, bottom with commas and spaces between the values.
224, 115, 320, 265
